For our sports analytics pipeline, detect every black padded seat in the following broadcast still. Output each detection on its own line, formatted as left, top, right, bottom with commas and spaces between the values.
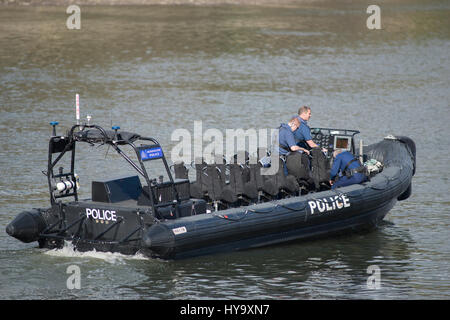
206, 164, 225, 202
173, 161, 189, 180
220, 163, 246, 204
243, 163, 264, 200
190, 158, 209, 199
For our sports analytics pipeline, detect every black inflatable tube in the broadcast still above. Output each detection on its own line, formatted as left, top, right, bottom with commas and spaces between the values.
6, 209, 47, 243
395, 136, 416, 175
143, 138, 414, 260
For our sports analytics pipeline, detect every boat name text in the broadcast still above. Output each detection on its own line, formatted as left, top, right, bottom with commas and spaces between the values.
86, 208, 117, 222
308, 195, 350, 214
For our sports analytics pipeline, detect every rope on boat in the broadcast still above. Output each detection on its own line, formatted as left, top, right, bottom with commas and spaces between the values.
213, 201, 308, 222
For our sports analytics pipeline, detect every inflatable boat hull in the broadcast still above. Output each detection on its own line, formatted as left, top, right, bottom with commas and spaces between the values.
141, 138, 414, 259
6, 136, 415, 260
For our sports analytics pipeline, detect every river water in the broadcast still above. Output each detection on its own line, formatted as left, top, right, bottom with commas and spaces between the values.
0, 1, 449, 300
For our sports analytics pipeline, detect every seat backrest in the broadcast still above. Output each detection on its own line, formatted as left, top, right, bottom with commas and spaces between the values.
310, 148, 330, 187
220, 164, 239, 204
214, 155, 227, 185
173, 161, 189, 180
229, 164, 246, 195
261, 159, 282, 197
286, 152, 310, 180
206, 164, 224, 201
274, 158, 287, 192
194, 158, 206, 183
248, 163, 264, 191
232, 151, 250, 165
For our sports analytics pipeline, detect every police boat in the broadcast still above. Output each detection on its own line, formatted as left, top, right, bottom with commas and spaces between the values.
6, 121, 416, 260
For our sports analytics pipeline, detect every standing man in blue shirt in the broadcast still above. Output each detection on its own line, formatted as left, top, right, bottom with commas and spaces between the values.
294, 106, 327, 153
330, 149, 368, 189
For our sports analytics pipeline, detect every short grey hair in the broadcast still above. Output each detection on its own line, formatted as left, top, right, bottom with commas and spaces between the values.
288, 116, 300, 126
298, 106, 311, 115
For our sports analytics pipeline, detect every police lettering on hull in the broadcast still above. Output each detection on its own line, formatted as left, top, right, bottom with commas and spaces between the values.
86, 208, 117, 222
308, 195, 350, 215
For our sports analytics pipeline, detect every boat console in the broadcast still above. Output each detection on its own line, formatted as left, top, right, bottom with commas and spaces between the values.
310, 128, 360, 157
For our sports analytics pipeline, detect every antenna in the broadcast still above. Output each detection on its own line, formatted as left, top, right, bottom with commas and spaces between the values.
50, 121, 59, 136
75, 93, 80, 125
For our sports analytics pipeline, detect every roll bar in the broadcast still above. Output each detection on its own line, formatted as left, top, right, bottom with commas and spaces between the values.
46, 123, 180, 216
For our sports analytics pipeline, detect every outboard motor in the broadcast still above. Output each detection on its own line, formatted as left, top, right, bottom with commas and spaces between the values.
6, 209, 47, 243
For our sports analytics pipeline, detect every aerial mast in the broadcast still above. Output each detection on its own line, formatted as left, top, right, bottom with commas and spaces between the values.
75, 93, 80, 125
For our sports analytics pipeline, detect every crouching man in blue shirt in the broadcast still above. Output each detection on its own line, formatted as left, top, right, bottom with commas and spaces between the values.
330, 149, 368, 189
276, 117, 310, 175
278, 117, 310, 156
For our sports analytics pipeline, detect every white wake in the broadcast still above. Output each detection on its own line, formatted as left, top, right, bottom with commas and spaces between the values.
44, 241, 149, 264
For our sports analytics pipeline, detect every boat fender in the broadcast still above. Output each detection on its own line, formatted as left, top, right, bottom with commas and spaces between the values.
394, 136, 416, 176
5, 209, 47, 243
384, 135, 416, 176
385, 135, 415, 200
397, 183, 412, 201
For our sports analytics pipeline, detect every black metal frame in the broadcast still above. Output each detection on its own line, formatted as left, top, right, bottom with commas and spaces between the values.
46, 123, 181, 216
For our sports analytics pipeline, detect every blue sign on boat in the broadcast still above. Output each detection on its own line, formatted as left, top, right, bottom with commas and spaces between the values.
140, 146, 163, 161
